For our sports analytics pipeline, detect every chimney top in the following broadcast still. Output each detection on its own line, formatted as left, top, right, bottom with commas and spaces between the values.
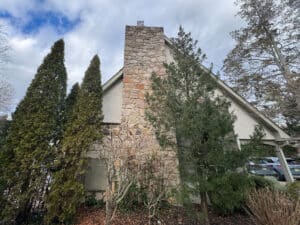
137, 20, 144, 26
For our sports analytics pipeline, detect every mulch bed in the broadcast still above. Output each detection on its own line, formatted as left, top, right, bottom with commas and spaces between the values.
75, 206, 254, 225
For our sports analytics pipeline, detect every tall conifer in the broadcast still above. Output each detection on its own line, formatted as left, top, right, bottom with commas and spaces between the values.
146, 27, 238, 225
46, 55, 103, 224
64, 82, 80, 126
2, 39, 67, 224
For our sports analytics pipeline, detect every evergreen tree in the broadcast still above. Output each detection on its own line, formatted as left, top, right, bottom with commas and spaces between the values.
146, 27, 239, 225
64, 83, 80, 126
46, 55, 103, 224
2, 39, 67, 224
0, 118, 11, 216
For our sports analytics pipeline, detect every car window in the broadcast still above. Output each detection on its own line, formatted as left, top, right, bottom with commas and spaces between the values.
287, 159, 295, 164
264, 159, 274, 163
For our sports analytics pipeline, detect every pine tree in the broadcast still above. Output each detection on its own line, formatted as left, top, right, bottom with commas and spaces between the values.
146, 27, 238, 225
2, 39, 67, 224
46, 55, 103, 224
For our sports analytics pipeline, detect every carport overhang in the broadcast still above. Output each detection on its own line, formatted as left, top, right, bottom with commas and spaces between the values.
240, 137, 300, 182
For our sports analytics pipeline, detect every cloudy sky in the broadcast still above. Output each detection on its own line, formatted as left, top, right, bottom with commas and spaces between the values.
0, 0, 244, 113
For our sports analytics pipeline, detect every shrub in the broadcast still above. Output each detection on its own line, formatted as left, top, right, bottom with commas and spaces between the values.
209, 173, 253, 215
247, 188, 300, 225
286, 181, 300, 200
46, 180, 84, 224
209, 174, 274, 215
248, 175, 274, 189
85, 194, 105, 208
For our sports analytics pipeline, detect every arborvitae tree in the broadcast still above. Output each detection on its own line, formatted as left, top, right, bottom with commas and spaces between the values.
64, 82, 80, 125
0, 118, 11, 215
146, 27, 239, 225
62, 82, 80, 132
46, 55, 103, 224
2, 39, 67, 224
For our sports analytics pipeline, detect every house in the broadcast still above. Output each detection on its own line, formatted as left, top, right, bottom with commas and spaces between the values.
84, 22, 297, 195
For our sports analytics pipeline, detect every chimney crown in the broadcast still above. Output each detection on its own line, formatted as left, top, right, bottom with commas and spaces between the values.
137, 20, 144, 26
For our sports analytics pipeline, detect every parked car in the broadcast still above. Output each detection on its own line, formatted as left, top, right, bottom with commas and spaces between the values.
259, 157, 300, 181
246, 158, 279, 178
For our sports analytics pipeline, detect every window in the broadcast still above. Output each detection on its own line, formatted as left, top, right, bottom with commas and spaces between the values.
85, 158, 107, 191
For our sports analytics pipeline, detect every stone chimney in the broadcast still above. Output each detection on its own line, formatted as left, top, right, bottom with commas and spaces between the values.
121, 24, 179, 187
122, 24, 166, 125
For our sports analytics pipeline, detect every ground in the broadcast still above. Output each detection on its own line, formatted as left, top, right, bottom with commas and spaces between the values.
75, 207, 254, 225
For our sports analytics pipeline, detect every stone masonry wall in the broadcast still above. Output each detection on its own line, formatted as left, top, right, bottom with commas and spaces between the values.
121, 25, 179, 187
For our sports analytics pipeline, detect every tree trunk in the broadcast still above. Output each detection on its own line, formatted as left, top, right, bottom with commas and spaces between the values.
262, 25, 300, 112
15, 176, 32, 225
15, 199, 32, 225
105, 198, 113, 225
148, 207, 152, 225
200, 192, 210, 225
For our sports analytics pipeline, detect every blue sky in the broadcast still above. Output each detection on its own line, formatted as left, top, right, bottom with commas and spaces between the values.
0, 10, 80, 34
0, 0, 243, 114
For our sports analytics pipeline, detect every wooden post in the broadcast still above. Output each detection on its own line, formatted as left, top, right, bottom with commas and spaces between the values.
275, 144, 294, 182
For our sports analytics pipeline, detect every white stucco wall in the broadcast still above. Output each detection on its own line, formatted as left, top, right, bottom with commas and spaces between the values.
214, 88, 277, 140
103, 78, 123, 123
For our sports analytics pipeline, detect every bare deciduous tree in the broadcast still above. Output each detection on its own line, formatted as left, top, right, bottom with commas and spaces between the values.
98, 123, 141, 225
0, 79, 13, 112
223, 0, 300, 135
137, 152, 168, 225
96, 122, 173, 225
246, 188, 300, 225
0, 24, 12, 113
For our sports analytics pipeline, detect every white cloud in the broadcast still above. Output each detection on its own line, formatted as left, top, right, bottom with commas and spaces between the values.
0, 0, 243, 114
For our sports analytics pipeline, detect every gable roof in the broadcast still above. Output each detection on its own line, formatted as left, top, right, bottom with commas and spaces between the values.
102, 35, 290, 139
102, 66, 289, 139
103, 68, 123, 93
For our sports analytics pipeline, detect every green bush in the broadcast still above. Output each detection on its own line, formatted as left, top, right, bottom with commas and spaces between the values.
85, 194, 105, 208
248, 175, 274, 189
209, 173, 252, 215
28, 212, 44, 225
286, 181, 300, 200
209, 173, 274, 215
45, 180, 85, 224
251, 175, 287, 191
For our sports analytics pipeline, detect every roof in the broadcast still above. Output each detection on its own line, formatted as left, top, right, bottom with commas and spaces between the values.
103, 68, 123, 93
102, 66, 289, 139
102, 35, 290, 140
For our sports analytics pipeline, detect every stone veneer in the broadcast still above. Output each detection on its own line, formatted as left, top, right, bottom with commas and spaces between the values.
120, 25, 179, 187
89, 25, 180, 194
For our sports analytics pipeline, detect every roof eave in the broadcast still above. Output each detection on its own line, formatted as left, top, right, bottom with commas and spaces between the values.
103, 68, 123, 92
